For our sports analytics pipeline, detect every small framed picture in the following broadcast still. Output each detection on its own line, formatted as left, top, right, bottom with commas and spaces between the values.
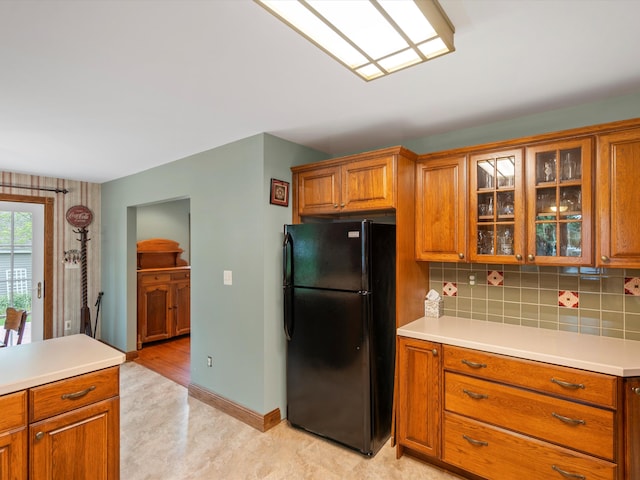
270, 178, 289, 207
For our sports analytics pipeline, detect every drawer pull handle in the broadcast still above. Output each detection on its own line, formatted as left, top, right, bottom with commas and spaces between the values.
461, 359, 487, 369
551, 378, 585, 390
35, 431, 44, 441
61, 385, 96, 400
463, 389, 488, 400
552, 412, 585, 426
462, 434, 488, 447
552, 464, 586, 479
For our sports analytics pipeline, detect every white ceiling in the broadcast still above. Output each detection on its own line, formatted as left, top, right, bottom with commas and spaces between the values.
2, 0, 640, 184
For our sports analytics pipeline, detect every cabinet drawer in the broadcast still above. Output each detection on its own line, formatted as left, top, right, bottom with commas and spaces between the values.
445, 372, 614, 459
171, 271, 190, 281
443, 412, 617, 480
443, 345, 618, 408
29, 366, 119, 422
138, 273, 171, 284
0, 390, 27, 432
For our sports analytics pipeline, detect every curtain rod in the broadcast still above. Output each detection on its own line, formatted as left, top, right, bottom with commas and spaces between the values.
0, 183, 69, 194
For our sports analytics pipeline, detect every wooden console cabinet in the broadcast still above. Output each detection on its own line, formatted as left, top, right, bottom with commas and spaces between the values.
137, 238, 190, 349
397, 335, 639, 480
137, 267, 190, 349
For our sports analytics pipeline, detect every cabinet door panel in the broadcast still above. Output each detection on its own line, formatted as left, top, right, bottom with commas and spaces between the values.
0, 429, 26, 480
469, 149, 524, 264
297, 166, 340, 215
139, 284, 171, 343
526, 138, 593, 266
173, 280, 190, 336
597, 128, 640, 267
397, 337, 441, 457
30, 397, 119, 480
341, 156, 395, 211
415, 157, 467, 262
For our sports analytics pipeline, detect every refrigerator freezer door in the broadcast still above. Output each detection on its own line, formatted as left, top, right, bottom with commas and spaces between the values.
286, 287, 372, 454
285, 222, 368, 292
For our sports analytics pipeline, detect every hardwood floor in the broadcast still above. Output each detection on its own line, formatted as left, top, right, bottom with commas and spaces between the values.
133, 335, 190, 387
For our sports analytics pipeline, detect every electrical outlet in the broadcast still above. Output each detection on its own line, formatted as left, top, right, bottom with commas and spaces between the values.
64, 320, 71, 330
207, 356, 213, 367
469, 273, 476, 286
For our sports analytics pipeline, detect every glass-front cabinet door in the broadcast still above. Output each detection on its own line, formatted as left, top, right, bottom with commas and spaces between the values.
469, 149, 525, 263
525, 138, 592, 265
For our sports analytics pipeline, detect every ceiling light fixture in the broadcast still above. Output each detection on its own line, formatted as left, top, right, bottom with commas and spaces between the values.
255, 0, 455, 81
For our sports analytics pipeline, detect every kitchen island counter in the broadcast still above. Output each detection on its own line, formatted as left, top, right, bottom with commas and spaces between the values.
0, 333, 125, 395
398, 316, 640, 377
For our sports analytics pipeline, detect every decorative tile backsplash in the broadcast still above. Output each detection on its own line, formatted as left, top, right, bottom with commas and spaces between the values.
429, 263, 640, 341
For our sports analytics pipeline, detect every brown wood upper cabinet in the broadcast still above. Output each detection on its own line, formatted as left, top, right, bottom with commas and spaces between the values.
525, 138, 593, 266
597, 127, 640, 268
468, 140, 593, 265
415, 155, 467, 262
294, 154, 396, 217
469, 148, 525, 264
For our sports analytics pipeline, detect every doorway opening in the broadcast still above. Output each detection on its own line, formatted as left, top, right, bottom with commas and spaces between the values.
133, 198, 191, 386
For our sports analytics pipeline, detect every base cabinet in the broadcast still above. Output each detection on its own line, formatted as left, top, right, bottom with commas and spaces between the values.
28, 366, 120, 480
397, 337, 638, 480
396, 337, 441, 458
0, 391, 27, 480
0, 367, 120, 480
137, 267, 190, 348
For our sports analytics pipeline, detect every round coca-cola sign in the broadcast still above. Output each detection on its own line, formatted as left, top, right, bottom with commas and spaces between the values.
66, 205, 93, 228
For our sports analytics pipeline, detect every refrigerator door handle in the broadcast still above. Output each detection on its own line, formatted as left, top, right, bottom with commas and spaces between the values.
283, 232, 292, 287
283, 231, 294, 340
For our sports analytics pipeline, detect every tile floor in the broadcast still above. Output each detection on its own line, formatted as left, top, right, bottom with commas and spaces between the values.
120, 362, 461, 480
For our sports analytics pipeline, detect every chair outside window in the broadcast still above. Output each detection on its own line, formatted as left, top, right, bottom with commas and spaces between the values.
1, 307, 27, 347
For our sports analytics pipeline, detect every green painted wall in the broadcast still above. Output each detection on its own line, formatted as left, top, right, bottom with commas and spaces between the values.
101, 134, 326, 416
402, 90, 640, 155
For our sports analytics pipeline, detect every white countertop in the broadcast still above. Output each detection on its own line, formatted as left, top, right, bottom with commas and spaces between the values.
398, 316, 640, 377
0, 334, 126, 395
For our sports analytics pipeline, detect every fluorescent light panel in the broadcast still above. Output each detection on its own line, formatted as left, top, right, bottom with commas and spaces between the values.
255, 0, 455, 81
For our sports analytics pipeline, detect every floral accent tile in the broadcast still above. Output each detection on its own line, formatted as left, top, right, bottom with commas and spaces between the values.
624, 277, 640, 296
443, 282, 458, 297
488, 271, 504, 286
559, 290, 579, 308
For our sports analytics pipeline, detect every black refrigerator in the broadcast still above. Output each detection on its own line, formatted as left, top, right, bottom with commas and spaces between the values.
282, 220, 396, 456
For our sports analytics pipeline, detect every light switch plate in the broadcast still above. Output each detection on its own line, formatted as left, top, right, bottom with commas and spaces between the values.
223, 270, 232, 285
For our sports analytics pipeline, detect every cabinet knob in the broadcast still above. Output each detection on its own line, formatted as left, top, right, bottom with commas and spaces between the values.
431, 349, 438, 356
515, 254, 522, 261
333, 204, 339, 209
527, 254, 535, 261
633, 387, 640, 396
458, 253, 464, 259
340, 203, 345, 208
35, 431, 44, 441
601, 255, 610, 263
